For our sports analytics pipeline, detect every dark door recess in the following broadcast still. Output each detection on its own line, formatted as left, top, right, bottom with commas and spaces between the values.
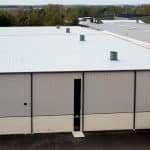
74, 79, 81, 131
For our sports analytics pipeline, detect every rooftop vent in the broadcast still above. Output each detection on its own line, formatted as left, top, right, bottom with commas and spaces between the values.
110, 51, 118, 61
80, 34, 85, 41
56, 25, 60, 29
66, 28, 70, 33
136, 19, 139, 24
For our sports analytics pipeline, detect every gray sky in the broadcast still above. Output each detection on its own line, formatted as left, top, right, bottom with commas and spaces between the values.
0, 0, 150, 5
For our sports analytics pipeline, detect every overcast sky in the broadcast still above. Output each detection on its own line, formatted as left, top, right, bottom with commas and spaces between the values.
0, 0, 150, 5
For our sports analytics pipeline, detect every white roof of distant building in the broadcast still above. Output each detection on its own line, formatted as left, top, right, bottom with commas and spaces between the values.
101, 20, 144, 24
99, 22, 150, 43
78, 17, 93, 20
0, 26, 150, 73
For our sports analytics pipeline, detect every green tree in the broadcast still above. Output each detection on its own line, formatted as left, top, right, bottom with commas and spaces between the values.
0, 12, 17, 26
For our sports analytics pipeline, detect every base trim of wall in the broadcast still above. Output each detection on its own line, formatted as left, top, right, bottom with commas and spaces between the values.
0, 117, 31, 135
33, 115, 73, 133
135, 112, 150, 129
84, 113, 133, 131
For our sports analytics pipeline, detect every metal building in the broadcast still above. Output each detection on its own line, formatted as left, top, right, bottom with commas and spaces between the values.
0, 26, 150, 135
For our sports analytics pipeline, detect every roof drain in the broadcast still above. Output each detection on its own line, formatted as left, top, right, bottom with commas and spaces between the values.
110, 51, 118, 61
80, 34, 85, 41
66, 28, 70, 33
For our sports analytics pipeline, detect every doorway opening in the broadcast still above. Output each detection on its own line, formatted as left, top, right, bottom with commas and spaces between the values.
74, 79, 81, 131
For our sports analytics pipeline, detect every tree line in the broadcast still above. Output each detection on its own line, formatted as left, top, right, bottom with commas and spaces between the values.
0, 4, 149, 26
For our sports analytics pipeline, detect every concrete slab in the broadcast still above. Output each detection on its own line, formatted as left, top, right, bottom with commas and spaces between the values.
72, 131, 85, 138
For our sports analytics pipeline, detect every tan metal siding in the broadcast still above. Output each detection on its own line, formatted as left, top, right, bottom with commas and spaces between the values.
84, 72, 134, 114
84, 113, 133, 131
0, 117, 31, 134
33, 115, 73, 133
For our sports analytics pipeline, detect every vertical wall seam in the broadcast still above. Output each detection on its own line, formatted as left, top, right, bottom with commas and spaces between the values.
82, 72, 85, 132
133, 71, 137, 130
31, 73, 33, 134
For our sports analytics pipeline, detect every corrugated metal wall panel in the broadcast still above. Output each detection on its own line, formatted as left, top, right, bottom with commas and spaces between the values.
33, 73, 82, 116
0, 74, 31, 117
84, 72, 134, 114
136, 71, 150, 112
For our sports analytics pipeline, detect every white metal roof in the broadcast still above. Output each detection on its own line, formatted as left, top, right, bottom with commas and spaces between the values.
0, 26, 150, 73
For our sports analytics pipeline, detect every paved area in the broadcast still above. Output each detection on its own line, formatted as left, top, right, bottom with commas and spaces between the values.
0, 131, 150, 150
